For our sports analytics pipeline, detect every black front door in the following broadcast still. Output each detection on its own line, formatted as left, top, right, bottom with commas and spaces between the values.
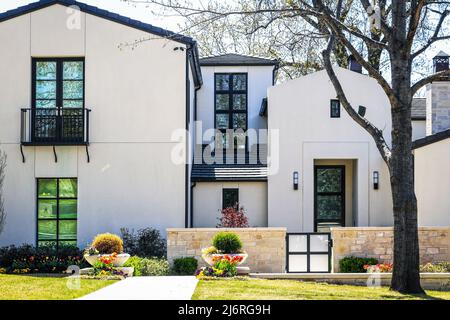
314, 165, 345, 232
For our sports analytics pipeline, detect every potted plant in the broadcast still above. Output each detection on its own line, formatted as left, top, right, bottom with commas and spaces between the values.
201, 232, 248, 267
84, 233, 130, 267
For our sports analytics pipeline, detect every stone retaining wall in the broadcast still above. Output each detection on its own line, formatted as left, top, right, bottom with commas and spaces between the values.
167, 228, 287, 273
332, 227, 450, 272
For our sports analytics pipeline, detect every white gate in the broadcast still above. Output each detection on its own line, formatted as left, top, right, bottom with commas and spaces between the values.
286, 233, 332, 273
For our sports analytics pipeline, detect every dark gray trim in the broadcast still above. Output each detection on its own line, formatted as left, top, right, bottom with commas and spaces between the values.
412, 129, 450, 149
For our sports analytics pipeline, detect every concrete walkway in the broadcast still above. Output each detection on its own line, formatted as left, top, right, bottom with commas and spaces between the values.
79, 276, 199, 300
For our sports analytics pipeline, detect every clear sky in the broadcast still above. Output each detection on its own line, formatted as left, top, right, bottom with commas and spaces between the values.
1, 0, 449, 64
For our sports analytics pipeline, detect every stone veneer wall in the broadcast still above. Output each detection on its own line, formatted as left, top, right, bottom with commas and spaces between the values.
167, 228, 287, 273
426, 81, 450, 135
332, 227, 450, 272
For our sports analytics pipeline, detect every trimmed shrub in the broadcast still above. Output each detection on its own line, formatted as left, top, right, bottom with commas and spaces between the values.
121, 227, 166, 258
123, 256, 170, 276
91, 233, 123, 254
212, 232, 243, 254
339, 256, 378, 273
141, 258, 170, 276
173, 257, 198, 275
123, 256, 143, 276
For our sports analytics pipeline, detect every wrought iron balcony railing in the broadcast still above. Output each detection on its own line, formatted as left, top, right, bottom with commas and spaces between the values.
21, 107, 91, 145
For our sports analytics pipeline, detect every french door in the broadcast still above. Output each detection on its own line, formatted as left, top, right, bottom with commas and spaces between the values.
314, 165, 345, 232
31, 58, 85, 143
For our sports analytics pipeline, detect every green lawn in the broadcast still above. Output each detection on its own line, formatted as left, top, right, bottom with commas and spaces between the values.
192, 278, 450, 300
0, 274, 116, 300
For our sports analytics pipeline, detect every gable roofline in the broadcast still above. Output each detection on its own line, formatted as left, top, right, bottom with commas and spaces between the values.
0, 0, 194, 45
0, 0, 202, 86
413, 129, 450, 149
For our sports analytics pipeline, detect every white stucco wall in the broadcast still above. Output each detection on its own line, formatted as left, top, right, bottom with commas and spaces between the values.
414, 138, 450, 226
193, 182, 268, 228
412, 120, 426, 141
267, 68, 393, 232
196, 65, 273, 146
0, 4, 192, 246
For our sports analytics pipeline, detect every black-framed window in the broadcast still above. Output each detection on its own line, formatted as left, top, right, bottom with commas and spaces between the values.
214, 73, 248, 149
37, 178, 78, 248
330, 99, 340, 118
222, 188, 239, 209
33, 58, 85, 109
314, 166, 345, 232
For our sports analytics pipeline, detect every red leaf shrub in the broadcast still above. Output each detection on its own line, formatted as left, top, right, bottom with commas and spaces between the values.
217, 204, 249, 228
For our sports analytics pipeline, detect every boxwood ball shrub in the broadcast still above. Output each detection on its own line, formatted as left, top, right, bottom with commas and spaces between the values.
173, 257, 198, 275
91, 233, 123, 254
339, 256, 378, 273
212, 232, 243, 254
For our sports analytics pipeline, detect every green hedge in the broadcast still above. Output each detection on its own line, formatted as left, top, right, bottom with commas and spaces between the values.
123, 256, 170, 276
173, 257, 198, 275
339, 256, 378, 273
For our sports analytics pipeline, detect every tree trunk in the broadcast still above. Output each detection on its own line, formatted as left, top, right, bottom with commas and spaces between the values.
388, 51, 423, 293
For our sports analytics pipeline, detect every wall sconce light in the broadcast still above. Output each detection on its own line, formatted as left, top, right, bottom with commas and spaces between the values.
293, 171, 299, 190
373, 171, 379, 190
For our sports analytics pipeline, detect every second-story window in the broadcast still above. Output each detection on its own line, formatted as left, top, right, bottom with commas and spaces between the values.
32, 58, 85, 143
330, 99, 340, 118
215, 73, 247, 149
33, 58, 84, 108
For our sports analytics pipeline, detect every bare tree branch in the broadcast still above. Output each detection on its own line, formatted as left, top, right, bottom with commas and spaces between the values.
321, 0, 391, 165
412, 68, 450, 94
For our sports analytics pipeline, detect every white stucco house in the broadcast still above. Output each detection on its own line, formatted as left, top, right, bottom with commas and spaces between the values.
0, 0, 449, 249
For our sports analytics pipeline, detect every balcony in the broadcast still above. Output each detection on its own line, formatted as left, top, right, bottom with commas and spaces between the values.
21, 107, 91, 146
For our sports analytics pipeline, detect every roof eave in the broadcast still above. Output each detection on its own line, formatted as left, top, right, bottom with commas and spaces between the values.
0, 0, 195, 45
412, 129, 450, 149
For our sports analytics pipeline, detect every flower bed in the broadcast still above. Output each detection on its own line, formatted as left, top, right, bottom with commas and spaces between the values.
0, 244, 86, 274
364, 263, 393, 273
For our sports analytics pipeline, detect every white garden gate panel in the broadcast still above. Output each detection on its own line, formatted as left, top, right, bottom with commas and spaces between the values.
286, 233, 332, 273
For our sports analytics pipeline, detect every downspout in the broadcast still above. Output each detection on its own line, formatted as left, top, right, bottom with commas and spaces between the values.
185, 47, 190, 228
190, 86, 200, 228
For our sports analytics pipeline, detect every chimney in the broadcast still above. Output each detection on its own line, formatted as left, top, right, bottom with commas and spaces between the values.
348, 55, 362, 73
433, 51, 449, 73
426, 51, 450, 135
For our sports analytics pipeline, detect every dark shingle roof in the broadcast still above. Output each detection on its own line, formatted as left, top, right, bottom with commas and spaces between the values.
412, 98, 426, 120
200, 53, 279, 66
191, 164, 268, 182
413, 129, 450, 149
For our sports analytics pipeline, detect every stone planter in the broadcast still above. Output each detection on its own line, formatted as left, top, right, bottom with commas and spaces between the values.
202, 253, 248, 267
84, 253, 130, 267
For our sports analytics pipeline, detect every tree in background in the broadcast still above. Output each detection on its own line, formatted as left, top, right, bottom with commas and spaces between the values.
123, 0, 450, 293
